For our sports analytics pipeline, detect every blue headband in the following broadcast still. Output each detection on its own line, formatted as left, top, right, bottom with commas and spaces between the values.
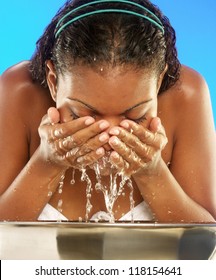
55, 0, 164, 38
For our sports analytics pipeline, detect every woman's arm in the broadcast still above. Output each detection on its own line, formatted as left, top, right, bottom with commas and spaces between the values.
108, 66, 216, 222
0, 63, 111, 221
0, 64, 65, 221
163, 67, 216, 220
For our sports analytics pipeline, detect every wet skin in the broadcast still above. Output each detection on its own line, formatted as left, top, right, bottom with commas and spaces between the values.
45, 62, 167, 177
0, 61, 215, 221
42, 63, 167, 219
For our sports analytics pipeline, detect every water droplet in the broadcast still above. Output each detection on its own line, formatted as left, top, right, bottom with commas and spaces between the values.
58, 173, 65, 194
57, 199, 63, 213
58, 199, 63, 207
47, 191, 53, 197
70, 169, 76, 185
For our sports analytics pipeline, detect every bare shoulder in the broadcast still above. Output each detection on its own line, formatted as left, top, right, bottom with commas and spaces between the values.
1, 61, 52, 109
159, 65, 214, 128
0, 61, 54, 132
0, 61, 55, 155
171, 66, 211, 110
162, 65, 216, 218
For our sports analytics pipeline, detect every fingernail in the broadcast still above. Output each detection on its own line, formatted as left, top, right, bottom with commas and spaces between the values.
96, 147, 105, 155
62, 139, 68, 147
77, 157, 84, 163
109, 128, 120, 135
109, 137, 119, 145
120, 121, 129, 129
99, 121, 110, 130
63, 136, 73, 146
99, 133, 109, 142
54, 129, 63, 137
157, 118, 161, 128
112, 151, 119, 159
85, 117, 95, 126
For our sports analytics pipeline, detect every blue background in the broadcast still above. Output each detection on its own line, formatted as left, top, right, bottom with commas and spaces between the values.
0, 0, 215, 124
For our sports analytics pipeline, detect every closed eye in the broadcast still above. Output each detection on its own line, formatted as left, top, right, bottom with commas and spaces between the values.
70, 110, 79, 120
127, 115, 147, 124
70, 110, 97, 120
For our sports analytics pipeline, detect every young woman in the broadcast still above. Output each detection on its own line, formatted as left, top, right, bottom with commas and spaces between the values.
0, 0, 215, 222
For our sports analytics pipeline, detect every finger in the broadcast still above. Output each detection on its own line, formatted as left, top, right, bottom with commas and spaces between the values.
119, 120, 166, 149
75, 147, 106, 167
47, 116, 96, 141
48, 107, 60, 124
40, 108, 61, 127
109, 136, 149, 165
109, 127, 156, 161
149, 117, 161, 133
109, 151, 144, 176
76, 132, 110, 155
53, 132, 109, 169
151, 119, 168, 148
40, 113, 51, 127
54, 120, 110, 149
109, 151, 127, 172
58, 131, 110, 156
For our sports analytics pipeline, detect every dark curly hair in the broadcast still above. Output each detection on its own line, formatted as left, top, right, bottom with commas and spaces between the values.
29, 0, 180, 94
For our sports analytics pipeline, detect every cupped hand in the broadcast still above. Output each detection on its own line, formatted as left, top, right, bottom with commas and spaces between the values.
38, 107, 110, 169
108, 117, 168, 177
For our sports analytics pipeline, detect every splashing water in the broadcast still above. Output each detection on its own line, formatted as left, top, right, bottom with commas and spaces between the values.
93, 154, 135, 223
56, 173, 66, 214
81, 168, 93, 221
127, 179, 135, 222
58, 173, 65, 194
56, 154, 135, 222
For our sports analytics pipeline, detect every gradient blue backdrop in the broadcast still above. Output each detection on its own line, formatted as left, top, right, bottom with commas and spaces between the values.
1, 0, 215, 124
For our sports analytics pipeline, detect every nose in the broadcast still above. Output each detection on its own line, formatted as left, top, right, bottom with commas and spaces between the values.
103, 116, 123, 131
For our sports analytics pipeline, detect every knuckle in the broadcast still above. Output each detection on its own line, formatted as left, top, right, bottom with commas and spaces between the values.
82, 145, 93, 154
89, 123, 101, 134
144, 130, 152, 139
58, 139, 69, 152
66, 147, 80, 158
142, 145, 154, 162
121, 145, 130, 157
71, 135, 82, 146
82, 154, 95, 165
119, 129, 128, 140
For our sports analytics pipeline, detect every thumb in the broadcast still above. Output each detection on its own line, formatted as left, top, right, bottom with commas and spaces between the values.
47, 107, 60, 124
149, 117, 161, 133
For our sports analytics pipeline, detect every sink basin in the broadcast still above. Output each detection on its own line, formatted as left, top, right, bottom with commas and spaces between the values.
0, 222, 215, 260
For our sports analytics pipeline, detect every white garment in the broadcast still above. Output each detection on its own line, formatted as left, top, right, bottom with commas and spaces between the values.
38, 201, 153, 221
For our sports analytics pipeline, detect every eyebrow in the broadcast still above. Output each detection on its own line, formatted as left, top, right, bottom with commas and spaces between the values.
67, 97, 152, 114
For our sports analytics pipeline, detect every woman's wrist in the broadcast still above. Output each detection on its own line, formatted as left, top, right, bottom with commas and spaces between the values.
132, 157, 166, 186
35, 145, 69, 173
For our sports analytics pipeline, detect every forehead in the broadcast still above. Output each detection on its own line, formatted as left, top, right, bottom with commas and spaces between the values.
58, 65, 158, 111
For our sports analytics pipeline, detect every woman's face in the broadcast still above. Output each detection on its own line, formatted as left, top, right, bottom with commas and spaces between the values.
47, 63, 162, 173
53, 65, 160, 128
